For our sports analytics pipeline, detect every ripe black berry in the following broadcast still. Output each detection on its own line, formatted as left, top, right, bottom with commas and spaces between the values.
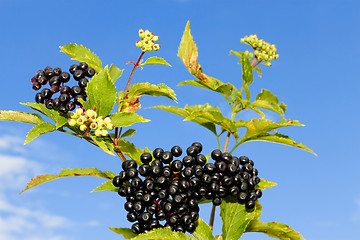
45, 99, 54, 109
35, 93, 44, 103
161, 151, 173, 164
191, 142, 202, 153
40, 88, 52, 99
171, 160, 183, 172
171, 145, 182, 157
212, 197, 222, 206
32, 82, 41, 90
78, 78, 88, 88
69, 64, 78, 74
211, 149, 222, 161
58, 105, 68, 114
186, 145, 198, 157
53, 67, 62, 76
65, 101, 75, 111
73, 69, 84, 81
85, 67, 96, 77
127, 212, 138, 222
195, 154, 207, 166
38, 76, 47, 85
59, 93, 70, 103
70, 86, 82, 96
59, 72, 70, 83
140, 152, 152, 164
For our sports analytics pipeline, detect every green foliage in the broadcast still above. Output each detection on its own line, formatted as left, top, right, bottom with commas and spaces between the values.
142, 56, 172, 67
246, 221, 305, 240
115, 138, 150, 165
121, 129, 136, 138
220, 196, 256, 240
91, 180, 118, 193
126, 82, 177, 102
60, 43, 103, 72
131, 228, 196, 240
0, 110, 44, 125
25, 122, 56, 144
109, 112, 150, 128
191, 219, 215, 240
109, 228, 137, 239
109, 64, 124, 83
90, 135, 115, 156
86, 66, 117, 116
21, 102, 68, 128
256, 179, 277, 190
20, 168, 116, 194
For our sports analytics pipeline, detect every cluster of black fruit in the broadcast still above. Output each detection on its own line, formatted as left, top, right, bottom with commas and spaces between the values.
112, 142, 262, 235
31, 62, 95, 114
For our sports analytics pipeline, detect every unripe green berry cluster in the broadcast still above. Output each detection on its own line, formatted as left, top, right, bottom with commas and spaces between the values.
136, 29, 161, 52
67, 107, 114, 137
241, 35, 279, 64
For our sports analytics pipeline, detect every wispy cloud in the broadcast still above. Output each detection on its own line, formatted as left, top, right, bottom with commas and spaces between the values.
0, 154, 72, 240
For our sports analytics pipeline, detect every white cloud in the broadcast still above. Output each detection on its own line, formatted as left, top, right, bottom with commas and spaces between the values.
0, 135, 27, 154
0, 154, 72, 240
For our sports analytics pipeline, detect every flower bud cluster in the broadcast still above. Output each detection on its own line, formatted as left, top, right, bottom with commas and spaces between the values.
67, 107, 114, 137
136, 29, 161, 52
241, 35, 279, 64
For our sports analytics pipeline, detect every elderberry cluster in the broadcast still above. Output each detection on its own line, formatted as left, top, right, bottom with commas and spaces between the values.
135, 29, 160, 52
30, 62, 96, 114
112, 143, 262, 235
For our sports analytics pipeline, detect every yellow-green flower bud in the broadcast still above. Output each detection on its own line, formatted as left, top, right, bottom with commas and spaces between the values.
139, 29, 145, 38
152, 36, 159, 41
101, 130, 109, 137
136, 41, 143, 48
85, 109, 96, 118
106, 123, 114, 130
104, 117, 112, 124
94, 129, 102, 137
90, 122, 98, 130
79, 124, 88, 132
76, 107, 84, 115
68, 119, 76, 127
76, 116, 86, 125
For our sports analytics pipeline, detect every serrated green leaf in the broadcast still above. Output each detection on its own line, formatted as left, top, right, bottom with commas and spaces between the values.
78, 98, 91, 110
20, 168, 115, 194
91, 180, 118, 193
121, 129, 136, 138
115, 139, 149, 165
256, 179, 277, 190
230, 50, 253, 100
21, 102, 68, 128
109, 227, 137, 239
60, 43, 103, 72
126, 82, 177, 102
142, 56, 172, 67
109, 64, 124, 83
25, 122, 56, 144
241, 119, 304, 142
246, 221, 305, 240
220, 196, 256, 240
243, 132, 316, 155
151, 104, 217, 135
249, 89, 287, 116
185, 107, 238, 139
0, 110, 44, 125
109, 228, 136, 239
191, 219, 215, 240
178, 21, 198, 74
109, 112, 149, 128
90, 135, 115, 156
86, 67, 117, 116
131, 228, 196, 240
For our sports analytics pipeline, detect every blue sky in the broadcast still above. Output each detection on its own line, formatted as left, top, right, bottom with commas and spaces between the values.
0, 0, 359, 239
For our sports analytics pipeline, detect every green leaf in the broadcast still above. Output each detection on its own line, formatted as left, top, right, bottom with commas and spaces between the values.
245, 221, 305, 240
109, 112, 149, 128
121, 129, 136, 138
109, 64, 124, 83
241, 119, 304, 142
243, 132, 316, 155
91, 180, 118, 193
60, 43, 103, 72
115, 139, 149, 165
0, 110, 44, 125
256, 179, 277, 190
220, 196, 256, 240
86, 66, 117, 116
151, 104, 217, 135
108, 227, 137, 239
90, 135, 115, 156
142, 56, 172, 67
178, 21, 199, 74
21, 102, 68, 128
25, 122, 56, 144
126, 82, 177, 102
185, 106, 238, 139
249, 89, 287, 116
230, 50, 253, 100
191, 219, 215, 240
20, 168, 115, 194
131, 228, 196, 240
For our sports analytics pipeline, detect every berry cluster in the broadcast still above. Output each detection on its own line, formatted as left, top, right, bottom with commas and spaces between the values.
112, 143, 262, 235
241, 34, 279, 65
135, 29, 160, 52
68, 108, 114, 137
31, 62, 95, 115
